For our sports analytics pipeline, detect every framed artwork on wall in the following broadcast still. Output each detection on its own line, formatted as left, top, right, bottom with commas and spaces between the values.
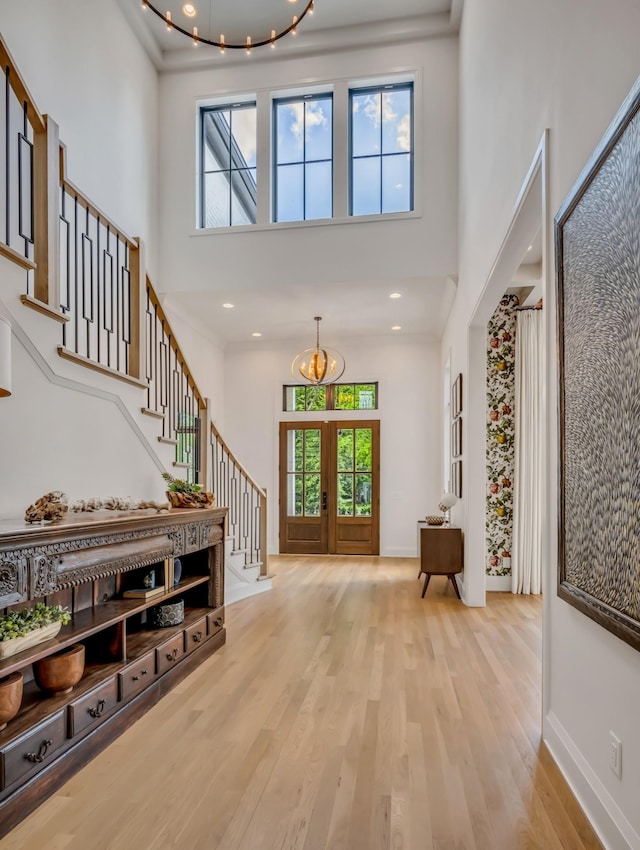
451, 417, 462, 458
451, 460, 462, 498
451, 373, 463, 419
556, 76, 640, 653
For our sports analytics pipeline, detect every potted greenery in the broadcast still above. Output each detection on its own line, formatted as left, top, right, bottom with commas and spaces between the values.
162, 472, 215, 509
0, 603, 72, 660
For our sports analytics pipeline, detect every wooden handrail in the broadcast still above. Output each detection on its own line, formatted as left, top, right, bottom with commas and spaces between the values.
58, 144, 138, 250
0, 34, 45, 133
145, 278, 207, 411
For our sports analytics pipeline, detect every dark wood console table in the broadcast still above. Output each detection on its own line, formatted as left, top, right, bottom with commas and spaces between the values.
0, 506, 227, 837
417, 522, 463, 599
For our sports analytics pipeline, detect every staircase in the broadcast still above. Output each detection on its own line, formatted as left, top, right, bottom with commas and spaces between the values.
0, 32, 271, 604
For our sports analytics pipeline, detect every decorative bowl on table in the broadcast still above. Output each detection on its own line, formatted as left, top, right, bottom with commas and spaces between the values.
0, 672, 23, 730
33, 643, 85, 695
425, 515, 445, 526
152, 599, 184, 628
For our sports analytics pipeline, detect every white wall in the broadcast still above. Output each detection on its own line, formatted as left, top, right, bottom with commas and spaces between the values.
161, 296, 226, 426
0, 0, 159, 273
156, 37, 458, 296
223, 337, 441, 557
445, 0, 640, 845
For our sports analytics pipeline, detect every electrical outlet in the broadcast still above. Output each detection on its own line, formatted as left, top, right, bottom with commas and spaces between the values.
609, 731, 622, 779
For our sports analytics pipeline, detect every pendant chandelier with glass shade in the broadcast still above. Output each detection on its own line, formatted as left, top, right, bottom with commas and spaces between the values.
292, 317, 345, 386
141, 0, 315, 52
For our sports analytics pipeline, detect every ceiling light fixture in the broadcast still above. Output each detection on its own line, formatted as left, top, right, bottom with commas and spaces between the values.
389, 292, 402, 299
142, 0, 314, 51
222, 303, 234, 309
391, 325, 402, 331
292, 317, 345, 386
252, 332, 262, 337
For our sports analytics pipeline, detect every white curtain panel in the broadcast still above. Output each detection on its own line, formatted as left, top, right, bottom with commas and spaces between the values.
512, 309, 544, 594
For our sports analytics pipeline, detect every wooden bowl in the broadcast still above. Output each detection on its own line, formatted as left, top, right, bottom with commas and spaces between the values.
0, 672, 23, 731
33, 643, 85, 695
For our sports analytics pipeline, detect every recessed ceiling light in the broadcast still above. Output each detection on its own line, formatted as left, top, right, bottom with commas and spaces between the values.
252, 332, 262, 337
527, 244, 533, 251
389, 292, 402, 299
222, 303, 234, 309
183, 3, 197, 17
391, 325, 402, 331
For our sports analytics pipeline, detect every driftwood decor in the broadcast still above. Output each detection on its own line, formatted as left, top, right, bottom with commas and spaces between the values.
556, 77, 640, 652
24, 493, 170, 523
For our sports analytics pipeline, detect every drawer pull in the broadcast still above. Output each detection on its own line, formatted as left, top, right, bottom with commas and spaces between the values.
214, 618, 223, 627
141, 669, 148, 676
166, 648, 179, 661
192, 630, 203, 643
132, 675, 139, 682
25, 739, 52, 764
88, 699, 106, 719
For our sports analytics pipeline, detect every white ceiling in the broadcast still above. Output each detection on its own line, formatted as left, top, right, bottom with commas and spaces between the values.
164, 277, 456, 346
119, 0, 463, 70
120, 0, 462, 348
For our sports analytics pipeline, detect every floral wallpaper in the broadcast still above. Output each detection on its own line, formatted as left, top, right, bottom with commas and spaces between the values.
486, 294, 519, 576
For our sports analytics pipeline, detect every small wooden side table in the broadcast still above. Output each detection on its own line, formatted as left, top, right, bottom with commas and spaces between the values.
417, 523, 463, 599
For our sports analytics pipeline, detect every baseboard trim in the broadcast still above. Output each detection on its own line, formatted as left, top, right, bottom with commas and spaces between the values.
486, 575, 511, 592
380, 547, 416, 558
544, 710, 640, 850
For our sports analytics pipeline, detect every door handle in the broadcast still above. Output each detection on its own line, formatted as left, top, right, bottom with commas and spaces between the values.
322, 491, 328, 510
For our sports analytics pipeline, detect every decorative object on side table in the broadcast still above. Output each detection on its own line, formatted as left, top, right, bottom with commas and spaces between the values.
0, 604, 72, 660
425, 515, 445, 526
0, 672, 23, 730
33, 643, 85, 695
162, 472, 215, 509
152, 599, 185, 628
24, 491, 69, 523
438, 491, 458, 526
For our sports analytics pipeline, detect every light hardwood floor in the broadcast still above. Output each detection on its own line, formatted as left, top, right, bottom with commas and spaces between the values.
1, 556, 602, 850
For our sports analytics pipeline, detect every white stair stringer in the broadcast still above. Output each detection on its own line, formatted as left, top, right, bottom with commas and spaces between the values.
224, 536, 272, 605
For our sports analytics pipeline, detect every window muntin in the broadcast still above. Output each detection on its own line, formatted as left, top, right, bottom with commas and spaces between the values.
274, 94, 333, 222
350, 83, 413, 216
283, 383, 378, 412
200, 103, 257, 228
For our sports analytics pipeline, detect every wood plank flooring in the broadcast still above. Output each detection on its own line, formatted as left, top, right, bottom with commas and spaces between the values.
0, 556, 602, 850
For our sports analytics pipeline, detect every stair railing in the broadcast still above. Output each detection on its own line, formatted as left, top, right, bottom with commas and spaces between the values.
0, 29, 269, 577
210, 423, 268, 577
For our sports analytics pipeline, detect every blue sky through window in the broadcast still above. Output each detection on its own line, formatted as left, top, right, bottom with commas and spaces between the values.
351, 85, 413, 216
275, 95, 332, 222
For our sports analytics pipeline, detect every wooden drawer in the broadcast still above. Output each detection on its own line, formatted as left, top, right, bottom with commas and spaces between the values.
207, 608, 224, 637
1, 711, 66, 790
156, 632, 185, 676
184, 617, 209, 655
118, 651, 157, 702
68, 677, 119, 738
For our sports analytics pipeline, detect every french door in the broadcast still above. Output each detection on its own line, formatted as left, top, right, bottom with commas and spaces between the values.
279, 420, 380, 555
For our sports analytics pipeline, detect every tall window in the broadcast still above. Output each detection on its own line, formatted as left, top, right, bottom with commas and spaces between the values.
273, 93, 333, 222
200, 102, 257, 228
350, 83, 413, 216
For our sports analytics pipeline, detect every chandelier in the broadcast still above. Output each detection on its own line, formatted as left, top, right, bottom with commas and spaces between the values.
291, 317, 345, 386
141, 0, 315, 52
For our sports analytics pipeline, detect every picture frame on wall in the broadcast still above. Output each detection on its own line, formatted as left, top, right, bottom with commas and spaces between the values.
451, 373, 463, 419
556, 76, 640, 653
451, 417, 462, 458
451, 460, 462, 498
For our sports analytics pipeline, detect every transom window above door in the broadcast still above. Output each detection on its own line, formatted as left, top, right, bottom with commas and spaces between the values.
283, 383, 378, 412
